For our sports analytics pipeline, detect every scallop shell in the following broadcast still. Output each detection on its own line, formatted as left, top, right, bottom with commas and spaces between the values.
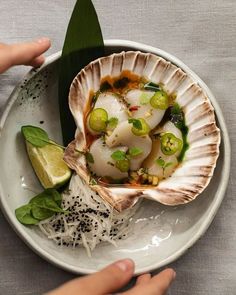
64, 51, 220, 211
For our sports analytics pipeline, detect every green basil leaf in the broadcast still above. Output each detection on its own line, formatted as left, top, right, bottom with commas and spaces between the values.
30, 189, 62, 206
30, 189, 64, 213
37, 198, 65, 213
31, 205, 55, 220
15, 189, 66, 226
31, 197, 64, 213
143, 82, 160, 92
156, 158, 165, 167
59, 0, 104, 145
128, 147, 143, 157
111, 150, 126, 161
85, 152, 94, 163
47, 188, 62, 206
128, 118, 142, 130
21, 125, 50, 147
107, 117, 118, 130
15, 204, 39, 225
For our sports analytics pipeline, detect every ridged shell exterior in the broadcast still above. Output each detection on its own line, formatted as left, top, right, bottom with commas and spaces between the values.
64, 51, 221, 211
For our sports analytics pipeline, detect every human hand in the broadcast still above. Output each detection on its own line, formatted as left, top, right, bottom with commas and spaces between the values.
47, 259, 175, 295
0, 37, 51, 73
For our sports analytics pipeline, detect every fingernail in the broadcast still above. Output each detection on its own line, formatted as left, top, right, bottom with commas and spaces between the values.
36, 37, 50, 44
115, 259, 134, 272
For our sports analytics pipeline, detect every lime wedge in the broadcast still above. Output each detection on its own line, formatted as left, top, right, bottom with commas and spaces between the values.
26, 141, 71, 189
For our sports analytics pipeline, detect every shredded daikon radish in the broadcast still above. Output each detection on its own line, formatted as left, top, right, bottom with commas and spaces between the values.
39, 174, 140, 256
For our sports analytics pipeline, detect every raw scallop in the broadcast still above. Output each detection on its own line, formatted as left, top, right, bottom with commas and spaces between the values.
126, 89, 165, 129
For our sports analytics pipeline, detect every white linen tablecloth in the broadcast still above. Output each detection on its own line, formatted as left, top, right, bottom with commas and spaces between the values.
0, 1, 235, 294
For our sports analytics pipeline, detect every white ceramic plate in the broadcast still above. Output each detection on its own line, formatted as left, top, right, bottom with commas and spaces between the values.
0, 40, 230, 275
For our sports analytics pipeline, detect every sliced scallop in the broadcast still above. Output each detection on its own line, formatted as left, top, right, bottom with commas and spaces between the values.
87, 92, 128, 135
143, 121, 182, 179
89, 138, 128, 179
125, 89, 165, 129
106, 120, 152, 171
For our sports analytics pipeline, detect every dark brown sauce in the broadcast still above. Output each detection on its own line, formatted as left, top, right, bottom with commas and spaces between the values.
100, 70, 143, 94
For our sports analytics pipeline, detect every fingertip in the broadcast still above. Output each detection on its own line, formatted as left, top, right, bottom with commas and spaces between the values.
114, 258, 135, 273
105, 259, 134, 287
164, 268, 176, 280
36, 37, 50, 43
34, 37, 51, 54
36, 37, 51, 47
76, 259, 134, 294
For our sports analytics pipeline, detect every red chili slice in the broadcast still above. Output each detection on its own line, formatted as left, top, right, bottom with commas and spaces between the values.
129, 105, 140, 112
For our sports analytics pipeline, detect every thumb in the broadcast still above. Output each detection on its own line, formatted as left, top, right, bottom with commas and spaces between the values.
47, 259, 134, 295
0, 37, 51, 73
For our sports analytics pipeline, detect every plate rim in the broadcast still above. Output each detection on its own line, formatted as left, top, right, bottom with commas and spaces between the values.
0, 39, 231, 275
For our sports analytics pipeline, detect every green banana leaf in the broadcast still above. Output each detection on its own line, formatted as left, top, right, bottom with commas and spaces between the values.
58, 0, 104, 145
